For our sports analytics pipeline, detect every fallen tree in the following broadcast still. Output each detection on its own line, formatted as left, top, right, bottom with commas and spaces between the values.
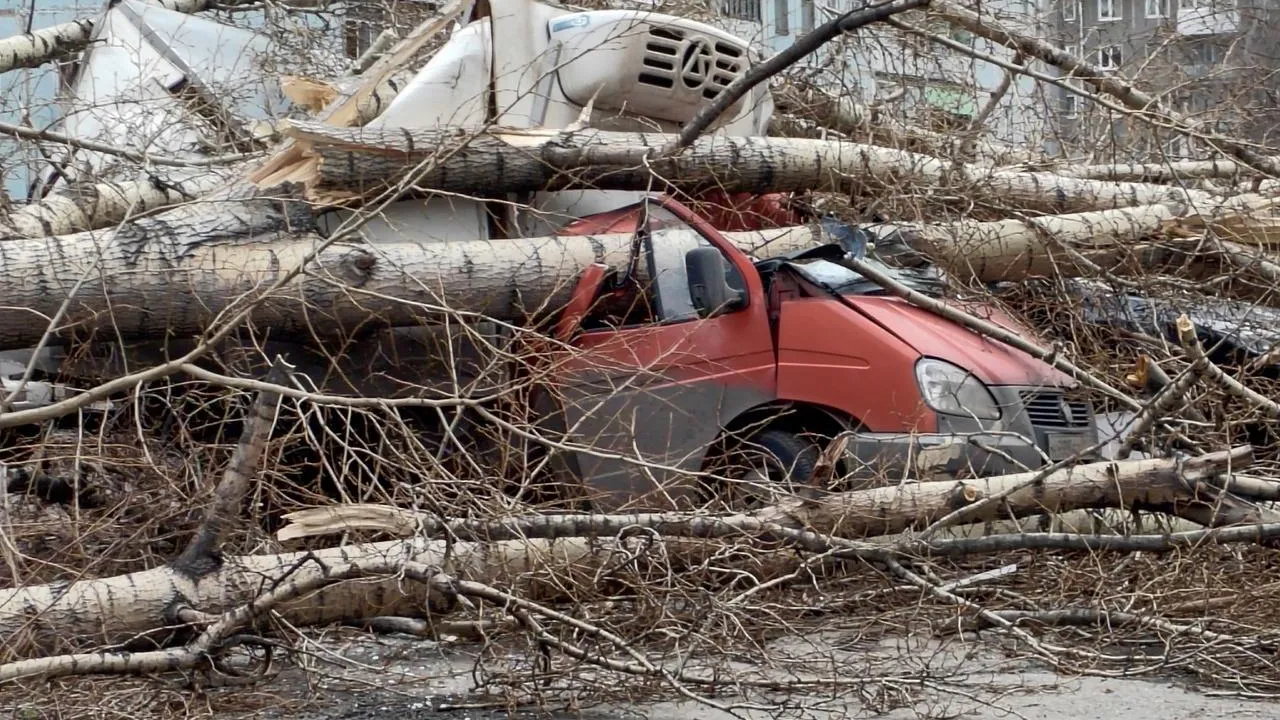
0, 186, 826, 349
0, 445, 1263, 674
879, 194, 1280, 281
0, 174, 230, 238
0, 181, 1273, 352
271, 122, 1263, 217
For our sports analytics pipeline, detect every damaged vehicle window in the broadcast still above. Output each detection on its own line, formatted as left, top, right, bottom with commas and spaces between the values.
789, 258, 948, 298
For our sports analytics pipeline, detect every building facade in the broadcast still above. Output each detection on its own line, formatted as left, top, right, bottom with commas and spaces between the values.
707, 0, 1055, 151
1051, 0, 1280, 160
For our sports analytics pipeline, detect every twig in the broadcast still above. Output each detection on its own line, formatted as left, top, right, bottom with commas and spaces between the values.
974, 608, 1267, 648
960, 51, 1024, 160
0, 119, 260, 167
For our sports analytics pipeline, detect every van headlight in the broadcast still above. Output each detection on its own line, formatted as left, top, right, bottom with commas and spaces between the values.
914, 358, 1002, 421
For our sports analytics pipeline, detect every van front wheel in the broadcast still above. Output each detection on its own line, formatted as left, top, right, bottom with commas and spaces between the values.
706, 428, 821, 511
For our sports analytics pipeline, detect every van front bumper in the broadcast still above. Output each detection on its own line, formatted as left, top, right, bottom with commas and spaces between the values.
841, 386, 1100, 482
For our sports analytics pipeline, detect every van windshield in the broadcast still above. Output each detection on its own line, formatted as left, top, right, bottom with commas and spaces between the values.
787, 258, 948, 298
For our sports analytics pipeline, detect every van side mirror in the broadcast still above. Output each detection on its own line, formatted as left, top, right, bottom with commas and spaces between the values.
685, 247, 745, 317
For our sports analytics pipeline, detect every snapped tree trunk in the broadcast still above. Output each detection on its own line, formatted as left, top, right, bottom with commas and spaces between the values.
0, 187, 823, 350
274, 123, 1247, 216
0, 184, 1271, 351
0, 448, 1261, 666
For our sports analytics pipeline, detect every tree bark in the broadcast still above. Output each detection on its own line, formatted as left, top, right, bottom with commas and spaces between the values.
1053, 160, 1258, 183
0, 186, 1268, 352
278, 122, 1247, 216
0, 448, 1259, 666
874, 194, 1280, 282
0, 17, 96, 74
0, 174, 229, 238
0, 190, 822, 350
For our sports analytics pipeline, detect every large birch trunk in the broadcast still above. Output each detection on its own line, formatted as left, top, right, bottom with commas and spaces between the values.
878, 195, 1280, 281
276, 122, 1254, 217
0, 448, 1261, 668
0, 17, 96, 74
0, 175, 229, 238
0, 190, 822, 350
0, 187, 1269, 351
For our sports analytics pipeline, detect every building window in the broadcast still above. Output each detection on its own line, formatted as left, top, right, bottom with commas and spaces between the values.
1098, 45, 1122, 70
800, 0, 814, 31
1192, 41, 1220, 65
718, 0, 762, 22
1098, 0, 1119, 20
1064, 0, 1077, 20
1146, 0, 1168, 16
774, 0, 789, 34
1063, 93, 1079, 118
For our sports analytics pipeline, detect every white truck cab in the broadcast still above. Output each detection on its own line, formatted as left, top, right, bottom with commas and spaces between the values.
318, 0, 772, 243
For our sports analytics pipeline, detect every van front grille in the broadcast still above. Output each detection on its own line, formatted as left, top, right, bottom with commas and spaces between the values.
1019, 390, 1093, 429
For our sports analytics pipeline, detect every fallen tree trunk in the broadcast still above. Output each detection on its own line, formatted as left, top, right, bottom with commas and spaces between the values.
1053, 160, 1259, 183
0, 447, 1261, 668
875, 194, 1280, 281
275, 122, 1250, 216
0, 188, 823, 350
0, 185, 1271, 351
0, 174, 229, 238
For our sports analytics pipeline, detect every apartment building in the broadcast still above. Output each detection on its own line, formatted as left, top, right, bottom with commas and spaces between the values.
1053, 0, 1280, 158
709, 0, 1055, 149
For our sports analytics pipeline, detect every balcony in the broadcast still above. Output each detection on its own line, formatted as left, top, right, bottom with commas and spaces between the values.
1176, 0, 1239, 35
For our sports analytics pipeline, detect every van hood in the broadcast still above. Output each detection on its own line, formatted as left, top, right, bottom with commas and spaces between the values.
842, 296, 1075, 388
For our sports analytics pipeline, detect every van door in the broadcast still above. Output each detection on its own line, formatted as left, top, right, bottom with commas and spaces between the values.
551, 201, 777, 510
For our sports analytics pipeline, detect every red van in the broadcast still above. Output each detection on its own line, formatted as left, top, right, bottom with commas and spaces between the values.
532, 195, 1098, 509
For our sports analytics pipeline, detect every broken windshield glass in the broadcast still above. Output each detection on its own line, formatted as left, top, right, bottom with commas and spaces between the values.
786, 257, 949, 298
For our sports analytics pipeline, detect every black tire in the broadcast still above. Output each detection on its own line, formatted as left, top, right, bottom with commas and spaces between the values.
708, 428, 821, 511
